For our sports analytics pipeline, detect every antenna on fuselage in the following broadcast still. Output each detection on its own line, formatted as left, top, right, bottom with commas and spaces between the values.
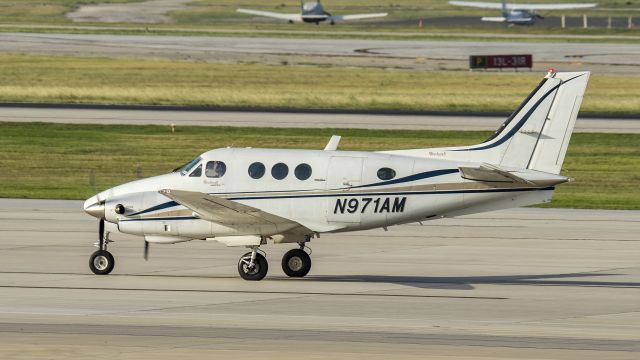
324, 135, 341, 151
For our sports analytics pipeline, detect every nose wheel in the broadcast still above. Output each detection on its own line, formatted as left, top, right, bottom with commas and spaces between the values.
281, 247, 311, 278
238, 249, 268, 281
89, 250, 114, 275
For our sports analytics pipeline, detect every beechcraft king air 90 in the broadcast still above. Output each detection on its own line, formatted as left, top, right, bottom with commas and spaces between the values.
84, 71, 589, 281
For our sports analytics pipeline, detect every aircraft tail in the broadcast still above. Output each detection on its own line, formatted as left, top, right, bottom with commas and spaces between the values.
386, 71, 590, 175
501, 0, 508, 16
451, 71, 590, 174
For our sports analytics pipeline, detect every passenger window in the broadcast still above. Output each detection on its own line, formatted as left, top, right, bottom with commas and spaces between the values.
248, 162, 265, 179
271, 163, 289, 180
294, 163, 312, 180
206, 161, 226, 178
377, 167, 396, 180
189, 164, 202, 177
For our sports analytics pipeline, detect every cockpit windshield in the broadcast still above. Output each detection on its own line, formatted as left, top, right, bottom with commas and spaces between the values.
177, 157, 202, 175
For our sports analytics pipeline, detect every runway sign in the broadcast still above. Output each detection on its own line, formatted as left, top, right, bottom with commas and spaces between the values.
470, 55, 533, 70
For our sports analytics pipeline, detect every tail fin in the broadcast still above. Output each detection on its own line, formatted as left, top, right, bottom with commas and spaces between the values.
526, 72, 589, 174
439, 71, 589, 174
501, 0, 508, 16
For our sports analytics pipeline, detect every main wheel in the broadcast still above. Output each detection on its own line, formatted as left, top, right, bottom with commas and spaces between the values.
89, 250, 115, 275
238, 252, 268, 281
281, 248, 311, 278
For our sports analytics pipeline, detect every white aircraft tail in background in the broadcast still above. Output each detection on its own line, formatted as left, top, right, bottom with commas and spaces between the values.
237, 0, 388, 25
84, 71, 590, 280
449, 0, 597, 24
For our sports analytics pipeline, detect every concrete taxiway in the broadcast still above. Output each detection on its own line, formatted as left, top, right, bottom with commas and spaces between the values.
1, 32, 639, 74
0, 198, 638, 358
1, 106, 639, 133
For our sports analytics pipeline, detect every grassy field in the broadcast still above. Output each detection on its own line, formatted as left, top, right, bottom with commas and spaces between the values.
1, 53, 639, 115
0, 122, 638, 209
0, 0, 140, 24
0, 0, 639, 40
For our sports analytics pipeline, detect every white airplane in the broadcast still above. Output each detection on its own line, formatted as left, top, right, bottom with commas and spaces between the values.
237, 1, 388, 25
84, 71, 589, 281
449, 0, 597, 25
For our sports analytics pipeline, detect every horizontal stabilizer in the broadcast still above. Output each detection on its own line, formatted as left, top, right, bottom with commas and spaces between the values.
460, 163, 569, 186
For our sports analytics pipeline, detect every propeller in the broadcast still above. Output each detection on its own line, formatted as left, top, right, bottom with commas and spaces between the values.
144, 240, 149, 261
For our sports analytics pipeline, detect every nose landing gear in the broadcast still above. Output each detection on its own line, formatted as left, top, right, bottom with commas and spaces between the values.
89, 219, 115, 275
238, 247, 268, 281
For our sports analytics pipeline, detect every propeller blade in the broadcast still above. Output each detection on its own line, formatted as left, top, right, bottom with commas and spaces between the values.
144, 240, 149, 261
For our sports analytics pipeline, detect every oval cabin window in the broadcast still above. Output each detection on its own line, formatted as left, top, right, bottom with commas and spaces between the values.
271, 163, 289, 180
377, 167, 396, 181
294, 163, 312, 180
248, 162, 265, 179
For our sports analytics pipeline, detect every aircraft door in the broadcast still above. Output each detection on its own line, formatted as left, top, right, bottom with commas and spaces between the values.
326, 156, 363, 224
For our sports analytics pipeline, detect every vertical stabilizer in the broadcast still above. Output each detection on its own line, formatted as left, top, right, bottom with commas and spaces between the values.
527, 72, 590, 174
382, 71, 590, 176
501, 0, 508, 16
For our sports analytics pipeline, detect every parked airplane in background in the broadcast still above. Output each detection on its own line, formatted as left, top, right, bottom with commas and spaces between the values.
237, 0, 387, 25
84, 71, 590, 281
449, 0, 597, 24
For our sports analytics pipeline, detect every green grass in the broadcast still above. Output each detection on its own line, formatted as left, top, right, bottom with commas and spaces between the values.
1, 53, 639, 115
0, 0, 639, 42
0, 122, 638, 210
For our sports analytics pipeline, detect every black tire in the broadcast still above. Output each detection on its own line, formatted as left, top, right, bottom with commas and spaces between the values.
281, 248, 311, 278
89, 250, 115, 275
238, 252, 268, 281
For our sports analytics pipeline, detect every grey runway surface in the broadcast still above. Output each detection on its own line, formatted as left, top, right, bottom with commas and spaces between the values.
1, 32, 639, 73
2, 106, 639, 133
0, 198, 638, 359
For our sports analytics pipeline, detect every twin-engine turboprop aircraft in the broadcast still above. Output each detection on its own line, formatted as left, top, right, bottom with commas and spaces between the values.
237, 0, 387, 25
84, 71, 590, 281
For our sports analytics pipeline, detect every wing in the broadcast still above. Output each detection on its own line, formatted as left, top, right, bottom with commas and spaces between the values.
508, 3, 597, 10
481, 16, 508, 22
449, 1, 505, 9
329, 13, 388, 22
159, 189, 300, 227
449, 1, 597, 10
160, 189, 345, 234
236, 8, 302, 21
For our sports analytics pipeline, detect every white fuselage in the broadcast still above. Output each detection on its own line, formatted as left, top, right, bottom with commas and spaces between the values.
88, 147, 555, 242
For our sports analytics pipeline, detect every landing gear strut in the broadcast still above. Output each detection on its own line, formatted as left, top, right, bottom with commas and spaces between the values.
281, 243, 311, 278
238, 247, 268, 281
89, 219, 115, 275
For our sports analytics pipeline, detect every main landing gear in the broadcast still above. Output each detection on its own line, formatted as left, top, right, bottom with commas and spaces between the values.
89, 219, 115, 275
237, 243, 312, 281
281, 245, 311, 277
